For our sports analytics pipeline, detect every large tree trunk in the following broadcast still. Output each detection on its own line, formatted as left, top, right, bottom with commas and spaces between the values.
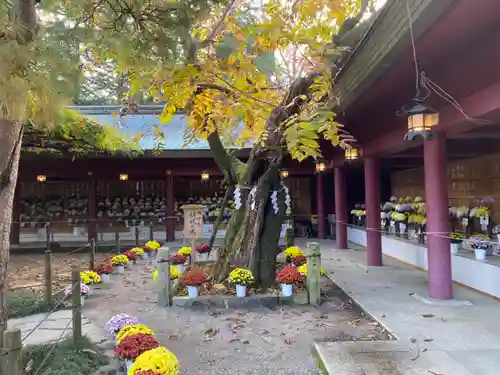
0, 120, 23, 348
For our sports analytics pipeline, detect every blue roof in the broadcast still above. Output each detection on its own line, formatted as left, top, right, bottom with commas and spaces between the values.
69, 105, 252, 151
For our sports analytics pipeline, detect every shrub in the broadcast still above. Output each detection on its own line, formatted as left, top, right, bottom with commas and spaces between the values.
181, 267, 207, 286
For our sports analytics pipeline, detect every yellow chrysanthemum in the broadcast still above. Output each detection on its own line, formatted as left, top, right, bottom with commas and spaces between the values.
145, 241, 161, 251
80, 272, 91, 285
116, 324, 154, 344
129, 346, 178, 375
178, 247, 192, 256
130, 247, 145, 256
227, 268, 254, 285
111, 255, 129, 266
284, 246, 303, 258
153, 265, 180, 281
82, 271, 101, 284
297, 264, 326, 276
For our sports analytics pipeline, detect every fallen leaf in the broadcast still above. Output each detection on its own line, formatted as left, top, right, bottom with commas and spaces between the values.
424, 338, 434, 342
242, 340, 249, 344
228, 338, 240, 343
260, 335, 272, 343
284, 339, 293, 345
421, 313, 435, 318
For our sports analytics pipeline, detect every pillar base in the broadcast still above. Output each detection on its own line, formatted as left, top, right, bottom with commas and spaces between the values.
411, 293, 472, 306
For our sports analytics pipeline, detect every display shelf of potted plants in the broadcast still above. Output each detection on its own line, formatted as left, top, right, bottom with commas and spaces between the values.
114, 332, 160, 373
276, 265, 302, 297
104, 313, 140, 338
131, 247, 147, 261
64, 283, 90, 306
468, 235, 493, 261
195, 243, 211, 262
170, 254, 186, 274
128, 346, 179, 375
227, 268, 254, 297
284, 246, 304, 264
450, 233, 465, 255
145, 241, 161, 258
95, 263, 113, 283
180, 267, 207, 298
112, 255, 129, 275
177, 247, 192, 264
124, 250, 139, 266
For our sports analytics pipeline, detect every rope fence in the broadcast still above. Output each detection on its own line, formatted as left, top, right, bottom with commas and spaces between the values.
3, 269, 84, 375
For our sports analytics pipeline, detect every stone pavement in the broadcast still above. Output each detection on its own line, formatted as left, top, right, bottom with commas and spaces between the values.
302, 239, 500, 375
8, 309, 109, 346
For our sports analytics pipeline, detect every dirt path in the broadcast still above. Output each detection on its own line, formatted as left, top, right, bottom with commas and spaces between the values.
82, 261, 388, 375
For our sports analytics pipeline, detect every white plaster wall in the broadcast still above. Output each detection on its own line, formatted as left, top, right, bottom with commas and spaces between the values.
347, 227, 500, 299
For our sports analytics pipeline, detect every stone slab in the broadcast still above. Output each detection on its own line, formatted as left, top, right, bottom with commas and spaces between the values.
171, 293, 308, 309
8, 309, 109, 346
313, 341, 475, 375
411, 293, 473, 306
355, 263, 394, 271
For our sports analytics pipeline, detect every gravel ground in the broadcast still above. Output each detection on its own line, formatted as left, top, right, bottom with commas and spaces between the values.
82, 261, 387, 375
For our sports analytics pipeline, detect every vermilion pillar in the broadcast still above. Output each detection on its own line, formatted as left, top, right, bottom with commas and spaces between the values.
424, 134, 453, 300
334, 167, 348, 249
88, 173, 97, 240
316, 173, 326, 239
364, 157, 382, 266
165, 171, 175, 242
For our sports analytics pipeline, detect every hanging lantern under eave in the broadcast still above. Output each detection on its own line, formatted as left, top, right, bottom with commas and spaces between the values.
201, 171, 210, 181
119, 174, 129, 181
404, 102, 439, 141
280, 169, 289, 178
36, 175, 46, 183
315, 161, 326, 173
345, 148, 360, 161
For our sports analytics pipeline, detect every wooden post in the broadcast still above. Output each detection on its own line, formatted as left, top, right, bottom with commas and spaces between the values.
3, 329, 22, 375
115, 232, 120, 252
306, 242, 321, 307
89, 238, 96, 270
149, 223, 154, 241
71, 268, 82, 348
156, 247, 171, 307
44, 250, 52, 307
135, 226, 140, 247
45, 224, 51, 250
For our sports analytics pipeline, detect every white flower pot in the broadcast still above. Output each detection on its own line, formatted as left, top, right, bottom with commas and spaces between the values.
101, 274, 111, 283
475, 248, 487, 261
149, 251, 157, 258
175, 264, 184, 274
126, 360, 134, 373
450, 243, 460, 255
124, 262, 131, 269
198, 252, 209, 261
141, 254, 148, 260
115, 265, 125, 275
399, 222, 407, 233
281, 283, 293, 297
497, 234, 500, 244
187, 286, 198, 298
236, 284, 247, 297
87, 286, 93, 296
81, 296, 86, 306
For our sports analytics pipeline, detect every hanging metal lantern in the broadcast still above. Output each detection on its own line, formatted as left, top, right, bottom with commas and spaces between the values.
280, 169, 289, 178
119, 174, 129, 181
345, 147, 361, 161
201, 171, 210, 181
36, 175, 47, 183
404, 102, 439, 141
315, 160, 326, 173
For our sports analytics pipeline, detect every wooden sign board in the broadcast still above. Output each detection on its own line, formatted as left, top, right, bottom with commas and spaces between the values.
181, 205, 204, 240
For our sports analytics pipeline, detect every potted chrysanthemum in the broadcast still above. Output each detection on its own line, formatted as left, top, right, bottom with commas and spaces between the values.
195, 243, 211, 262
145, 241, 161, 257
114, 333, 160, 372
170, 254, 186, 274
112, 255, 129, 274
124, 250, 138, 266
297, 264, 326, 279
152, 265, 181, 282
468, 235, 492, 260
81, 271, 100, 295
276, 265, 302, 297
178, 247, 192, 263
227, 268, 254, 297
131, 247, 147, 261
291, 255, 307, 267
450, 233, 465, 254
129, 346, 179, 375
95, 263, 113, 283
64, 283, 90, 306
181, 267, 207, 298
284, 246, 303, 263
116, 323, 155, 345
104, 313, 140, 337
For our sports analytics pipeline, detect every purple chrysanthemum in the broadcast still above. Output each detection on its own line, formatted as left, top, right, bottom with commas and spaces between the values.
104, 313, 140, 335
64, 283, 90, 297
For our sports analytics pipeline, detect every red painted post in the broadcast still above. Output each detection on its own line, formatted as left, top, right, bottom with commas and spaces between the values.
316, 173, 325, 239
334, 167, 348, 249
165, 171, 175, 242
424, 133, 453, 300
364, 158, 383, 266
